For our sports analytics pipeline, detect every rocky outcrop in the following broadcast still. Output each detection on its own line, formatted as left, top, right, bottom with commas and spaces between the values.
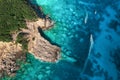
11, 18, 60, 62
0, 42, 25, 77
0, 1, 60, 78
0, 18, 60, 77
20, 19, 60, 62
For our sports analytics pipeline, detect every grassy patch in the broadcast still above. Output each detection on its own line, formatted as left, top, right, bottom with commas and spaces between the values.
0, 0, 37, 41
16, 33, 28, 51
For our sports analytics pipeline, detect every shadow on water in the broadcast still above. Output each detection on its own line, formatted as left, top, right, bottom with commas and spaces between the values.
27, 0, 60, 47
38, 27, 61, 47
27, 0, 46, 19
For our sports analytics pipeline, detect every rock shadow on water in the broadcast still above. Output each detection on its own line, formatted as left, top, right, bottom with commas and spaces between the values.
28, 0, 47, 19
38, 27, 61, 47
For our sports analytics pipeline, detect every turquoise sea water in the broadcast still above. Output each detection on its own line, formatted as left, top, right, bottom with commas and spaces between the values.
12, 0, 120, 80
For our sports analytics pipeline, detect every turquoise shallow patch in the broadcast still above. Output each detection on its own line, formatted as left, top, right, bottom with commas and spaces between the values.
13, 0, 120, 80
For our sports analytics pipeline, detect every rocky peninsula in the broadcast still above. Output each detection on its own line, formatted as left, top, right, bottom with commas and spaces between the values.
0, 18, 60, 77
0, 0, 60, 78
19, 18, 60, 62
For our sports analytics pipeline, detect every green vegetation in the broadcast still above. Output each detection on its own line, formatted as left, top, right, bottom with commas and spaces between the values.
16, 33, 28, 51
0, 0, 37, 41
0, 0, 38, 79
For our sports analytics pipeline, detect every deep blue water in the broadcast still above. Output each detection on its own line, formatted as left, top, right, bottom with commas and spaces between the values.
14, 0, 120, 80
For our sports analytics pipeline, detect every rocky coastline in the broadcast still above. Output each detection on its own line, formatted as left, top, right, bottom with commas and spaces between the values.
20, 18, 60, 62
0, 4, 60, 78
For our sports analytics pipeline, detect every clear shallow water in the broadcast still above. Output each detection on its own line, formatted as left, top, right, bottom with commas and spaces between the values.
13, 0, 120, 80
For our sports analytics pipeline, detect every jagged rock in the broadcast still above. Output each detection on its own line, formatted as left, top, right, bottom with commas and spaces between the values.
0, 42, 25, 77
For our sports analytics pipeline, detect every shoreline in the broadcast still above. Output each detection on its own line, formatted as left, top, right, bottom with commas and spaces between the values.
0, 18, 60, 78
0, 1, 60, 78
23, 18, 61, 62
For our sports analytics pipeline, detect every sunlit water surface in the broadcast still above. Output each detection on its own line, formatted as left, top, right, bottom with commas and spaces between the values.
12, 0, 120, 80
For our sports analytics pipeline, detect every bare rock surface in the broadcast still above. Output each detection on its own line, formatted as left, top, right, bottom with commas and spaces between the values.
0, 41, 25, 77
0, 18, 60, 78
21, 18, 60, 62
